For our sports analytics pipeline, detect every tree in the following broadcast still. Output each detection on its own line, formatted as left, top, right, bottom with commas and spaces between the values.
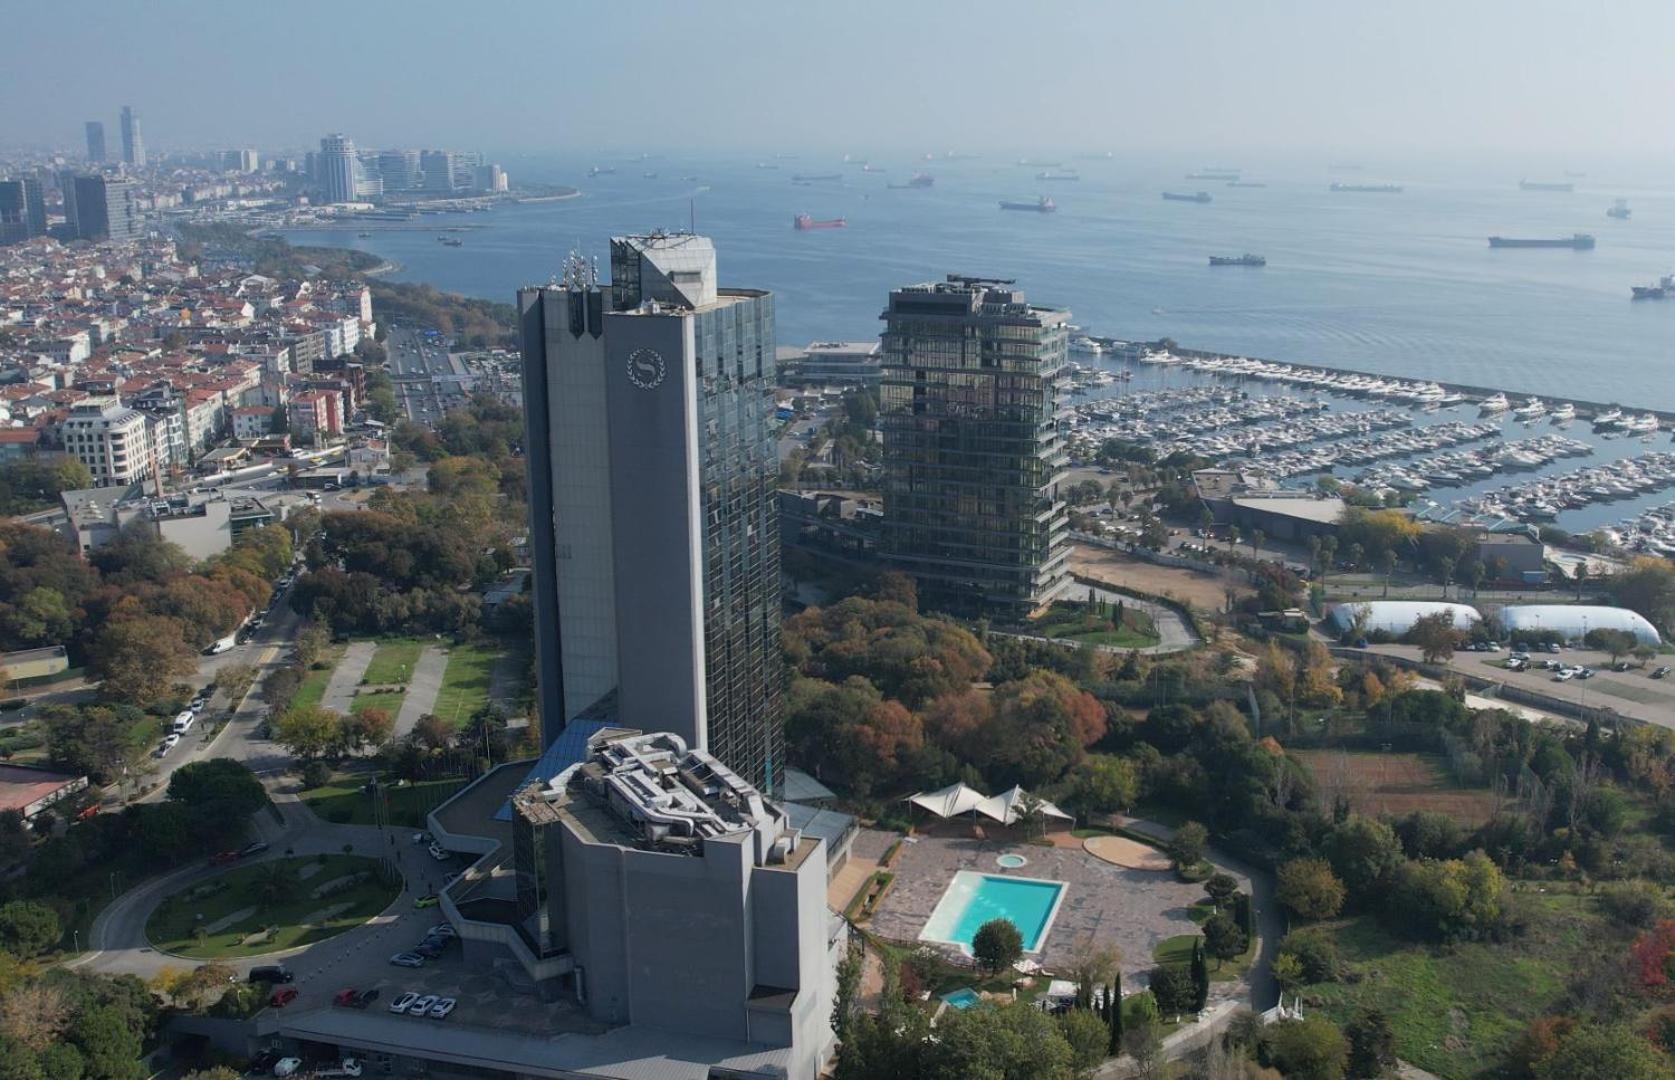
1202, 912, 1246, 969
344, 707, 395, 752
250, 862, 298, 907
411, 712, 453, 751
0, 901, 61, 959
1276, 858, 1346, 920
1166, 820, 1208, 871
1267, 1016, 1349, 1080
1532, 1023, 1669, 1080
1381, 550, 1398, 598
1107, 971, 1124, 1054
269, 404, 289, 435
1057, 1008, 1109, 1075
1189, 938, 1209, 1012
0, 983, 71, 1054
166, 759, 266, 819
270, 705, 340, 759
983, 671, 1108, 787
293, 621, 330, 669
1325, 815, 1404, 904
1607, 557, 1675, 637
926, 1000, 1076, 1080
1147, 965, 1195, 1018
70, 1004, 145, 1080
1204, 872, 1239, 910
1437, 556, 1455, 599
1586, 627, 1637, 665
1272, 952, 1305, 994
1387, 851, 1506, 942
1064, 755, 1139, 817
1408, 609, 1462, 665
1345, 1008, 1396, 1079
973, 918, 1023, 975
89, 615, 196, 705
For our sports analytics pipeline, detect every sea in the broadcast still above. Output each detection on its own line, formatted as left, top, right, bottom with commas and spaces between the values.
280, 152, 1675, 536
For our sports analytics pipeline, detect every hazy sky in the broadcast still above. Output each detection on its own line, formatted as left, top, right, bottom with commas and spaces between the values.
6, 0, 1674, 161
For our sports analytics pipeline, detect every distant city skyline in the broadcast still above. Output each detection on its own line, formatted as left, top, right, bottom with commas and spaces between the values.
6, 1, 1675, 160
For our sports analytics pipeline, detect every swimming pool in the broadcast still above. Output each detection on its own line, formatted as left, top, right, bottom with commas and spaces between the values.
996, 853, 1028, 869
942, 987, 981, 1009
919, 871, 1068, 954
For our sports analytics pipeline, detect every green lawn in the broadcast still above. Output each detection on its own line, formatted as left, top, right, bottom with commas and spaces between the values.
350, 689, 405, 718
145, 854, 400, 959
301, 770, 469, 828
1033, 601, 1160, 648
290, 646, 342, 712
431, 642, 498, 725
362, 638, 424, 686
1301, 894, 1613, 1077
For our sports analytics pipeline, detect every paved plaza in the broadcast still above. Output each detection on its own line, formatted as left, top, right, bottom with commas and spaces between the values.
868, 831, 1245, 978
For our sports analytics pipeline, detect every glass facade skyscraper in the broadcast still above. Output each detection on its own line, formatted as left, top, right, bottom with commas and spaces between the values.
119, 106, 144, 167
518, 234, 785, 794
879, 275, 1072, 615
84, 122, 106, 163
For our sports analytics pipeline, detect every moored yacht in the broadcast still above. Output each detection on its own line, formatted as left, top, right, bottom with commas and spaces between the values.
1549, 402, 1576, 422
1478, 392, 1510, 414
1512, 396, 1547, 420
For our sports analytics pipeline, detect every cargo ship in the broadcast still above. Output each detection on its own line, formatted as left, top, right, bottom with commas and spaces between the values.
1187, 170, 1240, 181
1608, 200, 1631, 220
791, 173, 841, 182
1209, 254, 1265, 267
1488, 234, 1595, 249
587, 166, 616, 177
1036, 171, 1079, 181
1330, 182, 1403, 193
1162, 191, 1212, 203
1631, 274, 1675, 300
793, 213, 845, 230
999, 196, 1056, 212
1520, 179, 1574, 192
887, 173, 934, 189
438, 236, 463, 247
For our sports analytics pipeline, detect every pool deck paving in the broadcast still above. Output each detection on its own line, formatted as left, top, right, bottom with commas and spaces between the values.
868, 830, 1245, 980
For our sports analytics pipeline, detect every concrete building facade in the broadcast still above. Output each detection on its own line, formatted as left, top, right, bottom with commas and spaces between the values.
878, 275, 1072, 615
518, 235, 786, 794
319, 133, 359, 205
56, 399, 155, 486
68, 176, 142, 243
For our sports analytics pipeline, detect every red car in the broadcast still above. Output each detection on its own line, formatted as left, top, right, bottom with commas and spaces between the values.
269, 987, 298, 1008
210, 850, 240, 866
333, 987, 359, 1007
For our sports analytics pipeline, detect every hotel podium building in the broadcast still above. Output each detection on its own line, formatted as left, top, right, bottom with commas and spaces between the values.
517, 234, 786, 795
878, 275, 1073, 615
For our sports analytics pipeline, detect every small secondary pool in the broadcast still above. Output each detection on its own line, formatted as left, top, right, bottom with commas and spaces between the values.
996, 853, 1028, 869
919, 871, 1068, 954
942, 987, 981, 1010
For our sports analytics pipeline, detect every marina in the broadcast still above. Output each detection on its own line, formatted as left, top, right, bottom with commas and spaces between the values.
1061, 342, 1675, 540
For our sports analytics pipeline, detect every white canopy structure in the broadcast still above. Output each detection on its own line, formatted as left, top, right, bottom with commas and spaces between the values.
974, 785, 1073, 826
1499, 604, 1662, 646
908, 782, 987, 819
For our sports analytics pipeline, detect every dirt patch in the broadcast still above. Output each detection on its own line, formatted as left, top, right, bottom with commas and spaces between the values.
1084, 835, 1172, 871
1291, 750, 1501, 825
1068, 544, 1250, 612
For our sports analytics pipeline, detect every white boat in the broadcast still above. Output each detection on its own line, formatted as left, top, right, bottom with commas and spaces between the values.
1594, 407, 1624, 429
1478, 392, 1510, 414
1550, 403, 1576, 422
1512, 397, 1546, 419
1070, 336, 1105, 356
1623, 413, 1661, 434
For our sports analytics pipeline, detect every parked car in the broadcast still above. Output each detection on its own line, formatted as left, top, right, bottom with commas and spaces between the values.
210, 850, 240, 866
1654, 666, 1672, 680
315, 1058, 363, 1079
333, 987, 361, 1007
428, 843, 450, 862
1576, 668, 1596, 680
268, 987, 298, 1008
251, 1052, 281, 1073
414, 940, 445, 960
162, 733, 181, 751
272, 1059, 303, 1078
428, 923, 458, 939
429, 997, 457, 1020
412, 831, 433, 845
1612, 660, 1631, 672
389, 991, 419, 1013
413, 894, 439, 909
1554, 669, 1575, 682
389, 952, 425, 968
353, 988, 379, 1008
248, 966, 294, 984
408, 994, 439, 1016
1545, 642, 1563, 654
240, 840, 270, 858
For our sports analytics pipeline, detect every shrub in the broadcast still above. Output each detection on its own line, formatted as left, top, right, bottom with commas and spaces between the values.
1278, 928, 1341, 984
1600, 881, 1672, 928
972, 918, 1023, 974
1276, 857, 1346, 920
299, 761, 332, 790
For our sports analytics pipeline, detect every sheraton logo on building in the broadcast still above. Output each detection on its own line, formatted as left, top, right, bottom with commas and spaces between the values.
626, 347, 666, 390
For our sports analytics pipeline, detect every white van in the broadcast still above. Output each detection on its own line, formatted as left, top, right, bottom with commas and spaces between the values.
172, 712, 195, 734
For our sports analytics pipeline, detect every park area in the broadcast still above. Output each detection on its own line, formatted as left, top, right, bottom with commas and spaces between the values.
1033, 598, 1160, 648
300, 768, 469, 828
1067, 543, 1252, 613
145, 854, 401, 959
1290, 750, 1501, 826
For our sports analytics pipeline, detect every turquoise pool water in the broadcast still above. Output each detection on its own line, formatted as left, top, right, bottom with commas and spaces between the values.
920, 871, 1067, 954
942, 988, 981, 1009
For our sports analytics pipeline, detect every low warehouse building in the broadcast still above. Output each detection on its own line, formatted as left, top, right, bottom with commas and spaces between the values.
1329, 600, 1483, 638
1498, 604, 1662, 646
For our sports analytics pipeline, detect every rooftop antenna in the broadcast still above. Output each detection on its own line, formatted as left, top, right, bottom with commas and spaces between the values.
689, 196, 696, 234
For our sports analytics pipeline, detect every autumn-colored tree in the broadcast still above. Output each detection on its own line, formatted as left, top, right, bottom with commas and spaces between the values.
271, 705, 342, 759
412, 712, 454, 751
0, 982, 71, 1053
920, 688, 993, 759
984, 671, 1107, 787
90, 613, 196, 705
852, 701, 924, 772
1276, 857, 1346, 919
1630, 919, 1675, 992
1408, 610, 1464, 664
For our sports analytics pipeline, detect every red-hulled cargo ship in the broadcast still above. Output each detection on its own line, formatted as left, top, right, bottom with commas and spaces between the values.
794, 213, 846, 230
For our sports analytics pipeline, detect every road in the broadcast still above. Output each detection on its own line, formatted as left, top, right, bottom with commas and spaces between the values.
386, 326, 469, 425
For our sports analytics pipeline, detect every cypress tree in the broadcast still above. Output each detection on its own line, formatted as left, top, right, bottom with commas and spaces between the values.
1108, 973, 1123, 1054
1190, 938, 1210, 1013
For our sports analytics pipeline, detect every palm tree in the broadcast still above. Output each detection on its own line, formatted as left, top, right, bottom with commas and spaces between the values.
1347, 543, 1364, 572
1228, 526, 1241, 553
1251, 530, 1264, 558
1199, 507, 1214, 536
1382, 550, 1398, 598
1319, 537, 1338, 586
1470, 562, 1487, 597
1438, 556, 1455, 599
